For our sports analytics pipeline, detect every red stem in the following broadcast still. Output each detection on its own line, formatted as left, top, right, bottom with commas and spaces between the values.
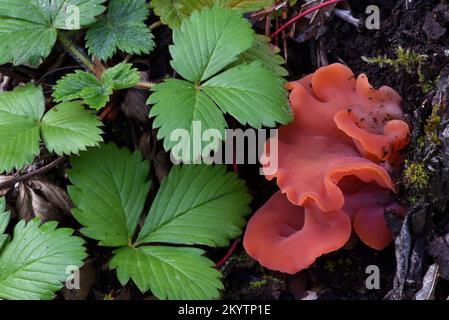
215, 238, 241, 269
271, 0, 344, 39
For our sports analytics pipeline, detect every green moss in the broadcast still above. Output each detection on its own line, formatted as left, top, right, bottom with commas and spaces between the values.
362, 46, 428, 74
249, 278, 268, 290
424, 104, 442, 145
363, 46, 435, 94
403, 161, 430, 189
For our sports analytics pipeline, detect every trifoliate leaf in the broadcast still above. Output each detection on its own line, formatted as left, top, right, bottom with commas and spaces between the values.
86, 0, 155, 61
0, 84, 104, 173
53, 63, 139, 110
202, 62, 292, 128
0, 197, 10, 250
110, 246, 222, 299
101, 63, 140, 90
148, 7, 291, 159
138, 165, 251, 246
237, 34, 288, 77
0, 84, 44, 173
0, 219, 86, 300
0, 0, 107, 65
170, 6, 254, 82
68, 143, 151, 247
149, 79, 227, 160
41, 102, 103, 155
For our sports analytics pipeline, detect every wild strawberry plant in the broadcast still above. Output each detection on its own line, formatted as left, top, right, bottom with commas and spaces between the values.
67, 144, 252, 299
0, 0, 284, 300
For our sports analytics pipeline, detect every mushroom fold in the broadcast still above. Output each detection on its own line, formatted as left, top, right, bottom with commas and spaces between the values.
244, 63, 410, 274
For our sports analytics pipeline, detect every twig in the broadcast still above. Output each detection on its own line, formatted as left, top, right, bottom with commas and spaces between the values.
58, 32, 96, 73
270, 0, 344, 39
0, 158, 65, 191
215, 238, 241, 269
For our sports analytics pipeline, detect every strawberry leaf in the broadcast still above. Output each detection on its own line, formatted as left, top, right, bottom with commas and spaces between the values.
170, 6, 254, 82
138, 165, 252, 247
151, 0, 275, 29
0, 219, 86, 300
41, 102, 103, 155
215, 0, 275, 12
0, 198, 10, 250
86, 0, 155, 61
202, 62, 292, 128
0, 85, 44, 173
68, 144, 151, 247
0, 84, 104, 173
148, 79, 227, 160
53, 63, 140, 110
102, 62, 141, 90
0, 0, 107, 66
110, 246, 222, 299
237, 34, 288, 77
148, 7, 291, 160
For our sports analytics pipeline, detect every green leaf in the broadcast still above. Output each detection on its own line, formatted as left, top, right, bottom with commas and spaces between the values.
53, 63, 139, 110
86, 0, 155, 61
150, 0, 214, 29
214, 0, 275, 12
0, 84, 104, 173
151, 0, 274, 29
202, 62, 292, 128
0, 219, 86, 300
101, 63, 140, 90
80, 82, 113, 110
41, 102, 103, 155
54, 70, 113, 110
110, 246, 223, 299
148, 7, 291, 158
53, 70, 102, 103
237, 34, 288, 77
0, 84, 44, 173
0, 198, 10, 250
149, 79, 226, 159
68, 143, 151, 247
170, 6, 254, 82
138, 165, 252, 247
0, 0, 107, 65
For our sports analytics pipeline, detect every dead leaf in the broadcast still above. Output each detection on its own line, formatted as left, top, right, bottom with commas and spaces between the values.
429, 234, 449, 281
15, 178, 72, 222
415, 263, 439, 300
139, 132, 171, 183
292, 0, 338, 43
0, 175, 14, 197
121, 72, 150, 123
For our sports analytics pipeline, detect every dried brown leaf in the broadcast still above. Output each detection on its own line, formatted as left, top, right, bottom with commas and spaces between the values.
16, 178, 72, 222
121, 72, 150, 123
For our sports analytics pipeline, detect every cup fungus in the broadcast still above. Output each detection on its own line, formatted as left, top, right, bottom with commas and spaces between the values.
244, 63, 410, 274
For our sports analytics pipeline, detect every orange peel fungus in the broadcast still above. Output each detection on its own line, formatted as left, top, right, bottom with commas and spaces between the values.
243, 63, 410, 274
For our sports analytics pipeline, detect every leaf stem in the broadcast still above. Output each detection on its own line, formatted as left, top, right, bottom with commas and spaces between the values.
270, 0, 344, 39
135, 81, 156, 89
58, 32, 96, 73
149, 20, 163, 31
0, 158, 65, 192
